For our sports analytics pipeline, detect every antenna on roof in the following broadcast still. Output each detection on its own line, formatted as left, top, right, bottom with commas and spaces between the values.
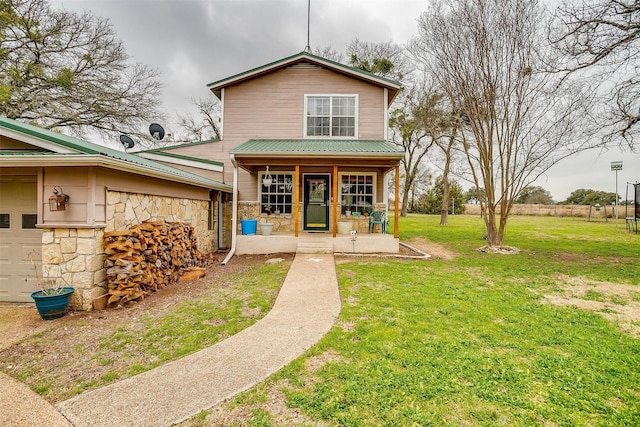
304, 0, 311, 52
149, 123, 165, 140
119, 134, 135, 150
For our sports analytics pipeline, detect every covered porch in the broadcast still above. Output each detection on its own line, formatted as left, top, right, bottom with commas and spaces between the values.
228, 139, 403, 256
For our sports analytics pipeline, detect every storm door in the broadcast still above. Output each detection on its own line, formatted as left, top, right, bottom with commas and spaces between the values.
304, 175, 329, 231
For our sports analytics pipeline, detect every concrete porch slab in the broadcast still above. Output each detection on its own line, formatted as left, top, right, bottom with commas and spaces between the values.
236, 232, 399, 255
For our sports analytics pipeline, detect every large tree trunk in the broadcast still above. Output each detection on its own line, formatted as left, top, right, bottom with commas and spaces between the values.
483, 205, 503, 246
401, 181, 411, 217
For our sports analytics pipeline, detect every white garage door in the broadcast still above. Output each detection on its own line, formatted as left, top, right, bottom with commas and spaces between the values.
0, 175, 42, 302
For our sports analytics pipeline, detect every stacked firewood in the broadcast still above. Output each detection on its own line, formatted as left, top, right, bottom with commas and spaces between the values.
103, 220, 208, 306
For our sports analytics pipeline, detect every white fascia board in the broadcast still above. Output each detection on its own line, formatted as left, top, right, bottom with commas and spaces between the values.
136, 152, 223, 173
0, 128, 78, 154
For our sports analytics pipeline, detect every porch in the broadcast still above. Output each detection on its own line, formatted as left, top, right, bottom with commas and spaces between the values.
236, 230, 399, 255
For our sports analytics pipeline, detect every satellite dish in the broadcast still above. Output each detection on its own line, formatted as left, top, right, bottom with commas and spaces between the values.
119, 134, 135, 149
149, 123, 165, 140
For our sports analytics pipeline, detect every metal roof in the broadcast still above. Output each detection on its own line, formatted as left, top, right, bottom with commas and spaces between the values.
231, 139, 404, 157
0, 117, 231, 191
136, 151, 224, 167
136, 138, 221, 153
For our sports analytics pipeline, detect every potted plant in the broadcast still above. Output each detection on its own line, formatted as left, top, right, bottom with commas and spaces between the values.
28, 252, 74, 320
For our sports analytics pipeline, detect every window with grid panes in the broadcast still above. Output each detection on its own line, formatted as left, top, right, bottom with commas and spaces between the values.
260, 173, 294, 214
340, 174, 373, 215
305, 95, 357, 137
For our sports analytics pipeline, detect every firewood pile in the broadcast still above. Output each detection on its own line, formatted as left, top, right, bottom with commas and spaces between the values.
103, 220, 209, 306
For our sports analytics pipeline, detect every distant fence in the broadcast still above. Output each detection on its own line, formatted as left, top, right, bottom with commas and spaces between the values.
464, 204, 621, 218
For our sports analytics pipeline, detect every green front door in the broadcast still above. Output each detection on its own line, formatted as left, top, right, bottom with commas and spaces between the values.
304, 175, 329, 231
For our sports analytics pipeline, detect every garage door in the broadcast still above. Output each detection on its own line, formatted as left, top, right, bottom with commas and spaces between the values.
0, 175, 42, 302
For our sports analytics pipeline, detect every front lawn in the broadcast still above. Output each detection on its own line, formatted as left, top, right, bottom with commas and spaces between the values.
196, 214, 640, 426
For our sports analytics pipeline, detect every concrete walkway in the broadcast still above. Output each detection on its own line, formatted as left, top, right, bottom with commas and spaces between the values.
57, 253, 341, 426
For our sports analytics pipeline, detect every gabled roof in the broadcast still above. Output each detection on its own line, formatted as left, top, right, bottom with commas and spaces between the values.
0, 116, 231, 192
207, 51, 403, 104
231, 139, 404, 158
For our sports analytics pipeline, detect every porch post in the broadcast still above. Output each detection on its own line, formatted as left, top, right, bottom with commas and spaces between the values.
394, 165, 399, 238
294, 164, 300, 237
332, 165, 338, 237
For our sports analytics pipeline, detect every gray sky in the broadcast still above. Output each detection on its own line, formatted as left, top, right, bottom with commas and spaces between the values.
52, 0, 639, 202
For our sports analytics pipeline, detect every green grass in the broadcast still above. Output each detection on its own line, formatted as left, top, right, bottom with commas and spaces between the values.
265, 215, 640, 426
0, 259, 290, 402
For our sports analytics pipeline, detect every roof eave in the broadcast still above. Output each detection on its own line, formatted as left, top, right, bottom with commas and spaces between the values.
207, 52, 403, 99
0, 155, 232, 192
231, 151, 404, 159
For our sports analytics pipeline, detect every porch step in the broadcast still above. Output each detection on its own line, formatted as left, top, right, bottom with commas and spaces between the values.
296, 237, 334, 254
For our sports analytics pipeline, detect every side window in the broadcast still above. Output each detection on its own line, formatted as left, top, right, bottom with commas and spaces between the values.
0, 213, 9, 229
22, 214, 38, 229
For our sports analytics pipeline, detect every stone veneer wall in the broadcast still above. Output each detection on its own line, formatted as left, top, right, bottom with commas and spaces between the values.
41, 190, 218, 311
237, 201, 389, 234
41, 228, 105, 311
105, 191, 216, 253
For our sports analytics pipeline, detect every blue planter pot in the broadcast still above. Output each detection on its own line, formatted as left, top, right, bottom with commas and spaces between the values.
30, 287, 75, 320
241, 219, 257, 235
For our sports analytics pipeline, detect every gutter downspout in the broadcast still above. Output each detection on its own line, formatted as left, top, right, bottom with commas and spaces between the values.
222, 154, 239, 265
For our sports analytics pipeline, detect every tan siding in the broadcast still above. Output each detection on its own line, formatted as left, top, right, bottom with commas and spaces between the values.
238, 169, 257, 201
99, 169, 209, 201
151, 161, 225, 183
164, 142, 232, 184
42, 167, 90, 224
39, 166, 211, 227
0, 137, 34, 150
223, 67, 385, 145
155, 65, 390, 189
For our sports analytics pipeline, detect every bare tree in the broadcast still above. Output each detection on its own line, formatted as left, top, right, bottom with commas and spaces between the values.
176, 96, 222, 142
0, 0, 164, 142
312, 46, 344, 63
551, 0, 639, 149
412, 0, 600, 247
389, 83, 449, 216
436, 128, 459, 225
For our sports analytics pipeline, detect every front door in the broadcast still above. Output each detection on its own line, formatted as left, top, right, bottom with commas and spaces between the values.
304, 175, 329, 231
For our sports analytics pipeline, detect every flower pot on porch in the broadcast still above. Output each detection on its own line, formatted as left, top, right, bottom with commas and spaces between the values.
260, 222, 273, 236
337, 222, 352, 235
30, 287, 75, 320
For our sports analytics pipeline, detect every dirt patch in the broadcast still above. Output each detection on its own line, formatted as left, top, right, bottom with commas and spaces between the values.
0, 305, 49, 352
405, 237, 458, 260
0, 253, 292, 403
541, 274, 640, 337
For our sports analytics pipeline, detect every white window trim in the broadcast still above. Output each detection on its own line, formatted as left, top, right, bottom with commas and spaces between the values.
303, 94, 359, 139
259, 170, 295, 214
338, 172, 377, 213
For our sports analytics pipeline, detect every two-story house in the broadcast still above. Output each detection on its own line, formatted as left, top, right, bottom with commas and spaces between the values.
0, 51, 404, 307
156, 51, 404, 258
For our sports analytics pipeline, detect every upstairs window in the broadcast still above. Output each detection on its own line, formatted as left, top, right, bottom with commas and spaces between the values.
305, 95, 357, 138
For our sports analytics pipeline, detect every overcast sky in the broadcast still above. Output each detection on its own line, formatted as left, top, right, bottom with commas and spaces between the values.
52, 0, 639, 202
